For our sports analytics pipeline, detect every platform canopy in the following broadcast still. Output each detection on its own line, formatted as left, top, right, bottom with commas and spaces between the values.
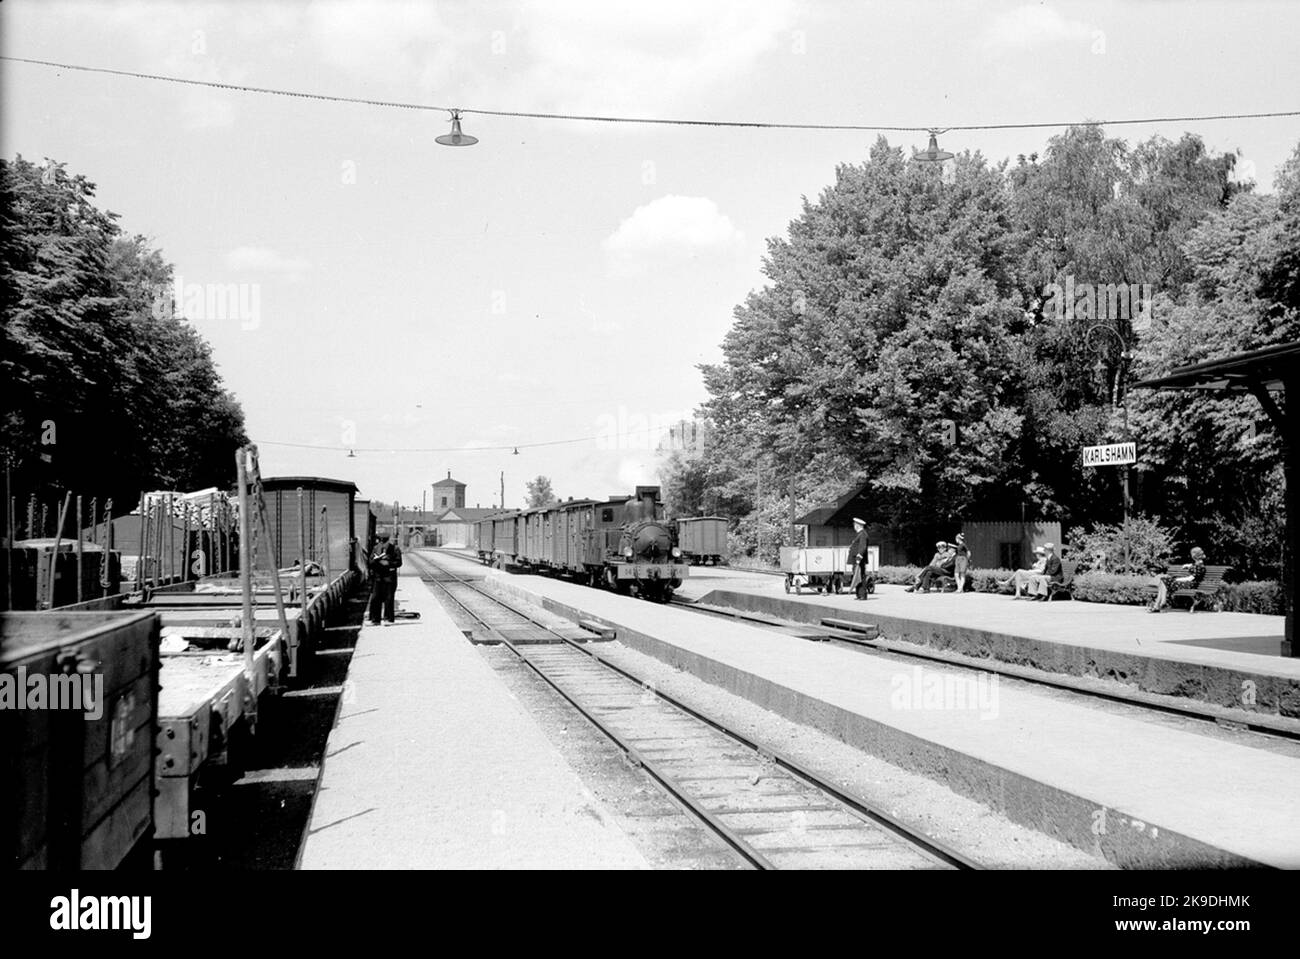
794, 482, 874, 528
1133, 340, 1297, 657
1130, 340, 1298, 397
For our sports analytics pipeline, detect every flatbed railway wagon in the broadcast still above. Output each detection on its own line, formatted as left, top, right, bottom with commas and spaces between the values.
674, 516, 728, 565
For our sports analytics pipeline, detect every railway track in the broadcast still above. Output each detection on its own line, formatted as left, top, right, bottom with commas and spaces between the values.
670, 597, 1300, 744
407, 550, 980, 871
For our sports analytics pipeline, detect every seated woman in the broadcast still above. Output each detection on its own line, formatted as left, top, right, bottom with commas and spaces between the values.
1149, 547, 1206, 612
998, 546, 1046, 598
906, 542, 957, 593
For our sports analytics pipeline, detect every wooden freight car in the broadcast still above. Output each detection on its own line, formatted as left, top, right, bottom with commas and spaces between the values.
675, 516, 728, 565
2, 610, 159, 869
258, 477, 358, 576
3, 540, 122, 610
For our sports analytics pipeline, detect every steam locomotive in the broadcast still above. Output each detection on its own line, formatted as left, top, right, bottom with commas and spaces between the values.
474, 485, 689, 602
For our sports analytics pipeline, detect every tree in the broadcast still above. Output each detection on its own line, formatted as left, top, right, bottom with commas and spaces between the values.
525, 475, 557, 508
1, 155, 248, 506
1126, 143, 1300, 576
698, 137, 1025, 559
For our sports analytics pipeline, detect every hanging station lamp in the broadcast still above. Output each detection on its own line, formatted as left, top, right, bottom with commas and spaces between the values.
912, 128, 954, 164
436, 109, 478, 147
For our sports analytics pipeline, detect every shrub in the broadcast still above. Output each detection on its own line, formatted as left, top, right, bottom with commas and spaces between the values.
1066, 516, 1177, 574
874, 565, 1015, 592
1069, 571, 1157, 606
1219, 581, 1284, 615
861, 565, 1283, 613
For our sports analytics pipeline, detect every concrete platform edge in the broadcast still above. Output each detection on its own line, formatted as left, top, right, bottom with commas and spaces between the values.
486, 575, 1265, 869
701, 589, 1300, 720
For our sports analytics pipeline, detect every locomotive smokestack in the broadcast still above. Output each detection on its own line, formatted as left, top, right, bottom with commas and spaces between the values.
635, 485, 660, 520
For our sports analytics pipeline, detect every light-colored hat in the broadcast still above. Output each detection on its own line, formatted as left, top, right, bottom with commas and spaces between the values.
1033, 546, 1045, 554
1043, 542, 1055, 550
853, 517, 866, 526
936, 540, 946, 547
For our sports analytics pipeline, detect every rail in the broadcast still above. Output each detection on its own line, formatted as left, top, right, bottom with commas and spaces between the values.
410, 550, 981, 870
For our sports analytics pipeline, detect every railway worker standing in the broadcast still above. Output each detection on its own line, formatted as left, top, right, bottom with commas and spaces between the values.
368, 533, 403, 625
847, 517, 871, 600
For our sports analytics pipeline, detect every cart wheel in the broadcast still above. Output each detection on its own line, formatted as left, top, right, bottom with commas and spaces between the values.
784, 576, 792, 594
794, 583, 802, 595
832, 574, 842, 595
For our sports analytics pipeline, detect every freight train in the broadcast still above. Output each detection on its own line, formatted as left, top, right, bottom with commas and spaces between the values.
474, 485, 691, 602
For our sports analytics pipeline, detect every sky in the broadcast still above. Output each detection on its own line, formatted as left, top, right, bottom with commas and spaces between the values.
3, 0, 1298, 511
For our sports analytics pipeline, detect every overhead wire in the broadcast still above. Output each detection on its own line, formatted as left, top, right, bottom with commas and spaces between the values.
4, 55, 1298, 132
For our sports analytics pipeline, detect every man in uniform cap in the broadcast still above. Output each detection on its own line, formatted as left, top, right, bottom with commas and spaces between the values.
846, 517, 872, 599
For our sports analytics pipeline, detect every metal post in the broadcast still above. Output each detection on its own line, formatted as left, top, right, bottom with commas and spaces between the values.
167, 494, 175, 584
237, 451, 254, 682
75, 495, 83, 604
137, 492, 147, 584
5, 463, 12, 612
102, 500, 113, 597
181, 500, 191, 582
90, 497, 98, 545
789, 473, 797, 549
47, 492, 70, 608
297, 488, 307, 606
755, 462, 763, 563
207, 493, 216, 579
320, 507, 331, 582
27, 496, 35, 540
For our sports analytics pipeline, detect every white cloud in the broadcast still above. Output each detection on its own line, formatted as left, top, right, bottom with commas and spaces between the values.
980, 5, 1094, 50
603, 195, 743, 265
499, 0, 798, 115
225, 246, 312, 277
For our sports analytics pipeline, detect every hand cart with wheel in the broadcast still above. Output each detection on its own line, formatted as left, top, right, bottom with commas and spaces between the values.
779, 546, 851, 595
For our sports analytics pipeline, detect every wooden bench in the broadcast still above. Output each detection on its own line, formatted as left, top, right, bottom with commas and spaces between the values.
1046, 560, 1078, 601
1169, 565, 1231, 612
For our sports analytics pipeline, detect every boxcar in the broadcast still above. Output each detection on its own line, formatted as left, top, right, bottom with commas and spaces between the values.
259, 477, 358, 575
675, 516, 728, 565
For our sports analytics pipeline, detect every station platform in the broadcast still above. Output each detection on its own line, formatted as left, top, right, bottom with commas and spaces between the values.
455, 554, 1300, 868
297, 571, 649, 869
676, 567, 1298, 717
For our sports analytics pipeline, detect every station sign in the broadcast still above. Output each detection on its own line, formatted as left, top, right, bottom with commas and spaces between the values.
1081, 442, 1137, 467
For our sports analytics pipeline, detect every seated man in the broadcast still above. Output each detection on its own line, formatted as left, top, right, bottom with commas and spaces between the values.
906, 541, 957, 593
1149, 547, 1206, 612
1025, 542, 1062, 602
998, 546, 1046, 598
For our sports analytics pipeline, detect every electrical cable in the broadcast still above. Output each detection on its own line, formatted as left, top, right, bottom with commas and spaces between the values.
5, 55, 1298, 133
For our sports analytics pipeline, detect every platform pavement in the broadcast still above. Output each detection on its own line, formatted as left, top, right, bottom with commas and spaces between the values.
297, 570, 649, 869
680, 566, 1292, 664
465, 557, 1300, 867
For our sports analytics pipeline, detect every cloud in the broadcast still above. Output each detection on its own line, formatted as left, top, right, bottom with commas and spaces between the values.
980, 5, 1095, 50
225, 246, 312, 279
500, 0, 798, 116
603, 195, 743, 265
